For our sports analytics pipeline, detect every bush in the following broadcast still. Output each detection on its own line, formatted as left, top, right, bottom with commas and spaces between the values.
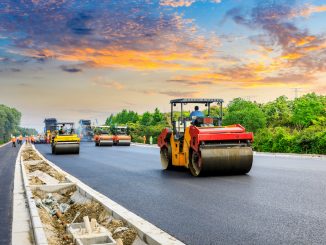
223, 98, 266, 133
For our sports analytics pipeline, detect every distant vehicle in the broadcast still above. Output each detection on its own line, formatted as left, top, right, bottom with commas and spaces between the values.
34, 135, 46, 144
78, 119, 93, 142
112, 126, 131, 146
44, 118, 57, 132
51, 122, 80, 154
93, 126, 113, 146
44, 118, 57, 144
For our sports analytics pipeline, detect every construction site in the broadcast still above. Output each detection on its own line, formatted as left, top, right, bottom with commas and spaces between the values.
1, 0, 326, 244
0, 97, 322, 245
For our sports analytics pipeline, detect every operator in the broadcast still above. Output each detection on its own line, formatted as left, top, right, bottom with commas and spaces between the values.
190, 106, 204, 119
11, 136, 16, 147
59, 124, 66, 134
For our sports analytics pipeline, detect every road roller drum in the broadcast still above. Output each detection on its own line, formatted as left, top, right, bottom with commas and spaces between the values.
189, 146, 253, 176
53, 143, 80, 154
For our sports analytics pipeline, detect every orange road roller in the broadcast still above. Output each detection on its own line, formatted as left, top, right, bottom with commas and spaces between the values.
157, 98, 253, 176
93, 126, 114, 146
113, 126, 131, 146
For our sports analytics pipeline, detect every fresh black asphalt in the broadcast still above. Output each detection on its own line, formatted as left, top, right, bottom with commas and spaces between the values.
36, 143, 326, 245
0, 143, 20, 245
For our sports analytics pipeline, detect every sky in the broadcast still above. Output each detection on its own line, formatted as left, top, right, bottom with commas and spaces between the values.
0, 0, 325, 131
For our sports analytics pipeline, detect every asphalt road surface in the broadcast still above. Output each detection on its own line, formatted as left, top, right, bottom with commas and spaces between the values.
0, 143, 20, 245
36, 143, 326, 245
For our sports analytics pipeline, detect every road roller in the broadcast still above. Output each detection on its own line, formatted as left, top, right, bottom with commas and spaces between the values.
112, 126, 131, 146
157, 98, 253, 176
51, 122, 80, 154
94, 126, 113, 146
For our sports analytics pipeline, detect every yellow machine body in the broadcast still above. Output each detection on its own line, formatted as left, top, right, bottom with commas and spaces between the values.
52, 133, 80, 154
169, 127, 192, 168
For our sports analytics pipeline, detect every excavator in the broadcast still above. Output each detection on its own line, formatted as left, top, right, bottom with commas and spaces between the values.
51, 122, 80, 154
157, 98, 253, 176
112, 126, 131, 146
93, 126, 114, 146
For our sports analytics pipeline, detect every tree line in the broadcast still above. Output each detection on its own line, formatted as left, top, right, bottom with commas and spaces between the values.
0, 104, 38, 144
105, 93, 326, 154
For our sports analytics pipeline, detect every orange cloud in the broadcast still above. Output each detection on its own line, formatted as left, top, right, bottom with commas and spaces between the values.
92, 77, 125, 90
28, 47, 211, 71
291, 5, 326, 18
160, 0, 221, 7
160, 0, 195, 7
281, 52, 303, 60
290, 36, 316, 47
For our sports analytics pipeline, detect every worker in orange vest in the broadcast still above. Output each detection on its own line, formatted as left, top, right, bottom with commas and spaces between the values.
143, 135, 147, 144
19, 135, 23, 145
31, 135, 35, 144
11, 137, 16, 147
25, 135, 29, 144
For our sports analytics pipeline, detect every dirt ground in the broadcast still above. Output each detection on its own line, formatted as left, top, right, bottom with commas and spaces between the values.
22, 148, 42, 161
25, 148, 138, 245
37, 195, 137, 245
25, 161, 66, 183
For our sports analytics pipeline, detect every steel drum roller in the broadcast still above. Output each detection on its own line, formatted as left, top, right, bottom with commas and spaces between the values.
99, 141, 113, 146
191, 147, 253, 176
117, 140, 131, 146
53, 143, 80, 154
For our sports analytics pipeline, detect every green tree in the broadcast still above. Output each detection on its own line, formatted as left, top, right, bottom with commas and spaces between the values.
263, 96, 293, 127
0, 104, 21, 142
152, 108, 163, 124
223, 98, 266, 133
292, 93, 326, 128
140, 112, 152, 126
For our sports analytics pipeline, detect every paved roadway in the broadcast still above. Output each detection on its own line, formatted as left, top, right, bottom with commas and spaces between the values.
0, 143, 20, 245
36, 143, 326, 245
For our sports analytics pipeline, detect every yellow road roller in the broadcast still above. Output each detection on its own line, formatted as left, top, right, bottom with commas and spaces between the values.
51, 122, 80, 154
158, 98, 253, 176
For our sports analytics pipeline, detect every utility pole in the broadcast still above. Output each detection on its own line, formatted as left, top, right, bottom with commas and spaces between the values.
292, 88, 302, 99
244, 96, 257, 101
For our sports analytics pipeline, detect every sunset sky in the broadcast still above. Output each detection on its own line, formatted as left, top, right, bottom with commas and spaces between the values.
0, 0, 325, 131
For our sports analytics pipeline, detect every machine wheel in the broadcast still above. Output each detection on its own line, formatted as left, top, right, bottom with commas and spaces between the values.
189, 151, 202, 176
160, 144, 172, 170
95, 142, 99, 146
52, 146, 55, 154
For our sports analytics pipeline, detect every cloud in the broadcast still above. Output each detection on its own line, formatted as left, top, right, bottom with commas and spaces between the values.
18, 83, 31, 87
60, 65, 82, 73
290, 4, 326, 18
159, 90, 198, 97
0, 1, 220, 71
220, 1, 326, 88
133, 88, 198, 97
92, 77, 125, 90
160, 0, 221, 7
10, 68, 21, 72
